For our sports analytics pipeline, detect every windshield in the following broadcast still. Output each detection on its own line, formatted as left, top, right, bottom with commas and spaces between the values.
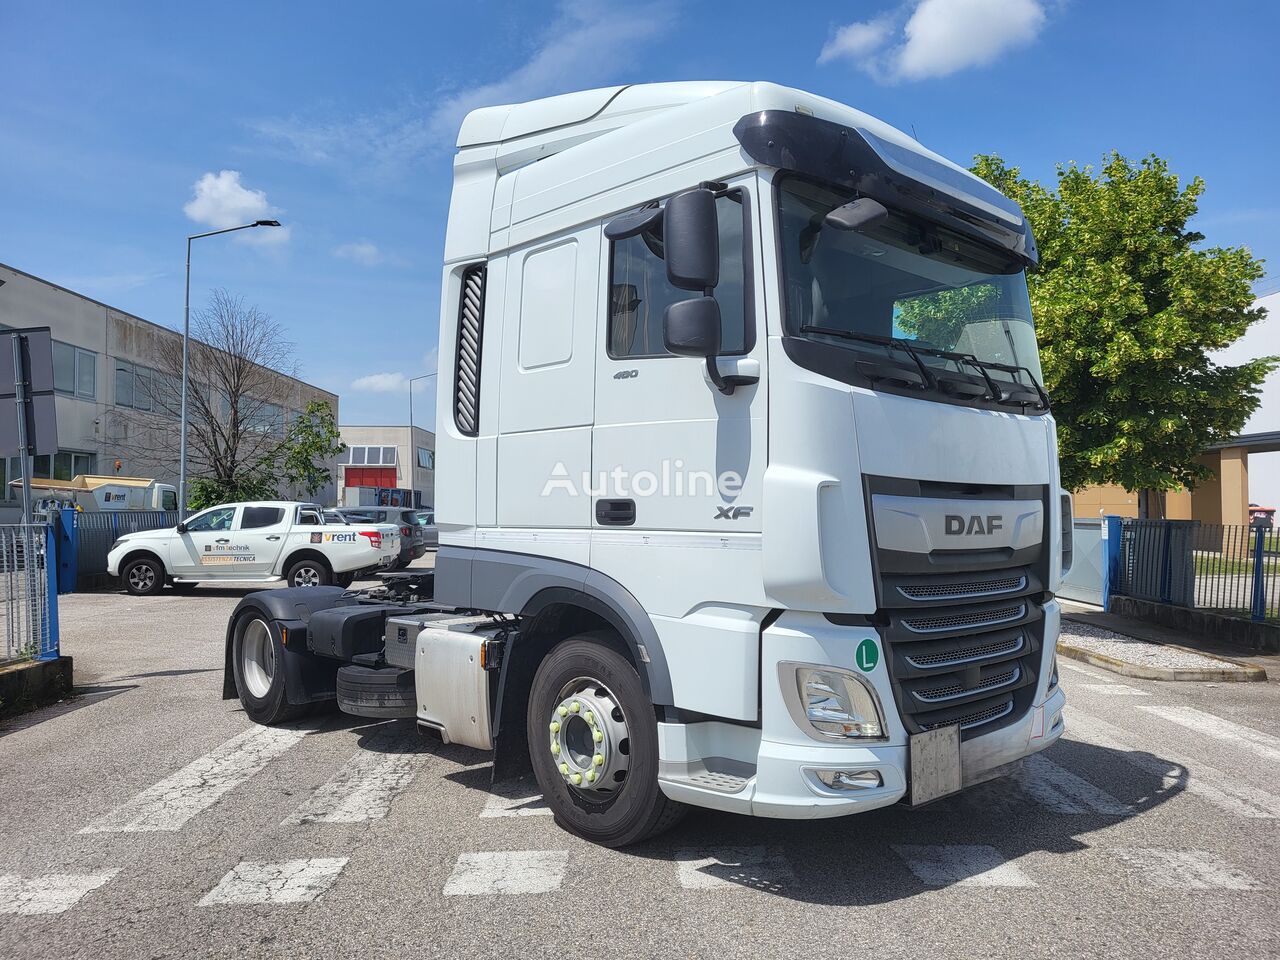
777, 175, 1044, 404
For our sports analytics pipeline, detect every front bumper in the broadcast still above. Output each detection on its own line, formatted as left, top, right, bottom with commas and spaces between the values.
658, 604, 1065, 818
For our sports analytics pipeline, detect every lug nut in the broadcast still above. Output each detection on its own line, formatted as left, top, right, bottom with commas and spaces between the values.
558, 706, 568, 717
569, 701, 581, 713
550, 742, 560, 755
593, 754, 604, 766
586, 771, 596, 783
549, 720, 560, 733
593, 729, 603, 743
559, 763, 569, 775
585, 711, 595, 724
570, 773, 582, 785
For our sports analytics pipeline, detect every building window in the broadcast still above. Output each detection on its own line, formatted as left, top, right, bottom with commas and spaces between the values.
53, 341, 96, 399
338, 446, 399, 467
417, 447, 434, 470
53, 451, 96, 481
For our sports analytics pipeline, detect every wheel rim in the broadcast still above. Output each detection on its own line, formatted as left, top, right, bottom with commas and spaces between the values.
128, 563, 156, 592
547, 676, 631, 797
294, 565, 321, 587
241, 618, 275, 699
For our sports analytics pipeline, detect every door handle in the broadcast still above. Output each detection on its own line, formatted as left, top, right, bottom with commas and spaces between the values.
266, 535, 281, 541
215, 538, 230, 543
595, 499, 636, 526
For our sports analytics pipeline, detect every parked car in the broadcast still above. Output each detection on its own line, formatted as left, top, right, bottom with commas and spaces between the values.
415, 509, 438, 550
106, 501, 400, 595
336, 506, 428, 568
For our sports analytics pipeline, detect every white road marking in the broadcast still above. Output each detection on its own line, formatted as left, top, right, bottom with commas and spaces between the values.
199, 858, 349, 906
81, 724, 309, 833
892, 845, 1035, 888
479, 782, 552, 818
284, 727, 426, 824
0, 870, 120, 915
674, 847, 795, 892
1082, 683, 1149, 696
1106, 848, 1260, 890
1058, 661, 1114, 682
443, 851, 568, 896
1138, 705, 1280, 763
1014, 755, 1132, 815
1066, 708, 1280, 819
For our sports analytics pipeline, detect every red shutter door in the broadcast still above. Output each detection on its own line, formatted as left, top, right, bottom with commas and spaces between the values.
344, 467, 398, 488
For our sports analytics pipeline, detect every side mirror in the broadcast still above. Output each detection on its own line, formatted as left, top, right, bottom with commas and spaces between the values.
176, 522, 188, 534
664, 297, 721, 358
663, 188, 719, 291
665, 297, 740, 395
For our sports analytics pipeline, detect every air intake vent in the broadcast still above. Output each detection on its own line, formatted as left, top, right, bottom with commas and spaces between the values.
901, 603, 1025, 635
453, 264, 486, 437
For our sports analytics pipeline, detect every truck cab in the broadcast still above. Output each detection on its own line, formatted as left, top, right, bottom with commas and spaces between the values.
432, 81, 1067, 835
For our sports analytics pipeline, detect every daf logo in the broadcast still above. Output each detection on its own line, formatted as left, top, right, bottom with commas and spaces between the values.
945, 514, 1004, 535
715, 506, 754, 520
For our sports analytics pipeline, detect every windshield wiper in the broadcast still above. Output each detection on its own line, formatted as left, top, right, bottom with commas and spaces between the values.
968, 358, 1050, 408
799, 326, 937, 389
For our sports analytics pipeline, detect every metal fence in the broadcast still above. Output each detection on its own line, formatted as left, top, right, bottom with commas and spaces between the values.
1115, 518, 1277, 623
57, 509, 179, 591
0, 524, 57, 662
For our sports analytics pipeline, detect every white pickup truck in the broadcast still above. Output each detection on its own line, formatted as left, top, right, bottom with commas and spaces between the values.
107, 501, 400, 595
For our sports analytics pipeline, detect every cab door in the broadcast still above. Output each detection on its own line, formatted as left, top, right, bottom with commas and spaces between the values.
169, 505, 241, 577
231, 505, 290, 576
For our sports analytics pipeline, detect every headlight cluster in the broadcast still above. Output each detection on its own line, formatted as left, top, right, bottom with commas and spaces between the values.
794, 667, 884, 740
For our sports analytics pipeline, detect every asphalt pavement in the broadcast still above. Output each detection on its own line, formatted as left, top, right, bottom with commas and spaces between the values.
2, 571, 1278, 959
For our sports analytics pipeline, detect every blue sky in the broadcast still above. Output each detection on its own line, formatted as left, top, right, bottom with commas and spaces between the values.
2, 0, 1277, 430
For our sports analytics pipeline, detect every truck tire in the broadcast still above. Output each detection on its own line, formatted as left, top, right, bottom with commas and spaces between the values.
527, 634, 686, 847
285, 557, 332, 588
336, 664, 416, 718
231, 612, 307, 725
122, 555, 165, 596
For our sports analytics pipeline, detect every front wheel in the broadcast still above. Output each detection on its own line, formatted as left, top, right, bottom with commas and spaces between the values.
527, 634, 685, 847
285, 558, 332, 588
231, 613, 305, 724
121, 556, 164, 596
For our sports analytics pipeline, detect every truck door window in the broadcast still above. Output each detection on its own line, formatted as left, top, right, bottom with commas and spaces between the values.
186, 507, 235, 532
608, 190, 751, 359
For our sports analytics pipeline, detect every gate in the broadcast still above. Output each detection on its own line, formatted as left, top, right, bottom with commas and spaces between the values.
55, 509, 178, 592
0, 523, 58, 663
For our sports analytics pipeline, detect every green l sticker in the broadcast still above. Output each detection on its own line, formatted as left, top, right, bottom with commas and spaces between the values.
855, 638, 880, 672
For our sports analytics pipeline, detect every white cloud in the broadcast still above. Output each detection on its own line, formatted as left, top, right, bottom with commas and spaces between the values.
351, 372, 410, 393
818, 16, 895, 64
182, 170, 290, 245
249, 1, 674, 173
819, 0, 1049, 83
333, 240, 384, 266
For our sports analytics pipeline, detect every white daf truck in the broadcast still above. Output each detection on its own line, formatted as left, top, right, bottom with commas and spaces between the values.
223, 81, 1070, 847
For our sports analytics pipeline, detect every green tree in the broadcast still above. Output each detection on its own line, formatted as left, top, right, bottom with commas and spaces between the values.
186, 472, 277, 511
970, 152, 1274, 512
279, 400, 345, 498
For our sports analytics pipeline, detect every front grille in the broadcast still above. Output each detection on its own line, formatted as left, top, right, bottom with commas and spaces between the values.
901, 604, 1025, 635
897, 575, 1026, 603
906, 634, 1024, 669
924, 698, 1014, 732
913, 667, 1020, 703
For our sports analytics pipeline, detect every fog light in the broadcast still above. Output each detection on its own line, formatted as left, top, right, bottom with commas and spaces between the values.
796, 667, 884, 739
815, 770, 883, 791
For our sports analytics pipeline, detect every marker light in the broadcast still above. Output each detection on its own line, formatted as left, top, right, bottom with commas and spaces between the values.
815, 770, 883, 791
795, 667, 884, 739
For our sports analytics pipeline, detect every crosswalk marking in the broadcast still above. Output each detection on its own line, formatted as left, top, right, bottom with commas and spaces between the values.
199, 858, 349, 905
1081, 683, 1148, 696
1066, 708, 1280, 819
1058, 661, 1114, 682
283, 727, 426, 825
892, 845, 1035, 888
674, 847, 795, 892
479, 782, 553, 818
1106, 848, 1260, 890
1138, 705, 1280, 763
443, 851, 568, 896
0, 869, 120, 915
1015, 754, 1131, 815
81, 724, 309, 833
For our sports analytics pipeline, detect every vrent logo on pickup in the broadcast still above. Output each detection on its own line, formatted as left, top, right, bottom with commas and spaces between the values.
945, 514, 1003, 536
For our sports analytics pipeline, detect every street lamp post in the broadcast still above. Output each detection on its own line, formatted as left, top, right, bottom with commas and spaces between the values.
178, 219, 282, 519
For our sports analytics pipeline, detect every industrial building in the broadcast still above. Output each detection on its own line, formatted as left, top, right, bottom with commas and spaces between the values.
336, 424, 435, 509
0, 262, 339, 517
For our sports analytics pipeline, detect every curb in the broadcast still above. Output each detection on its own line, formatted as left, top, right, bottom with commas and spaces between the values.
0, 655, 75, 719
1056, 641, 1267, 683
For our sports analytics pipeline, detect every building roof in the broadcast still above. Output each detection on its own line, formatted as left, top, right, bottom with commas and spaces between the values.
0, 261, 337, 399
1208, 430, 1280, 454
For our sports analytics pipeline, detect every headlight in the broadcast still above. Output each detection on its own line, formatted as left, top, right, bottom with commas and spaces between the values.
793, 666, 885, 740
